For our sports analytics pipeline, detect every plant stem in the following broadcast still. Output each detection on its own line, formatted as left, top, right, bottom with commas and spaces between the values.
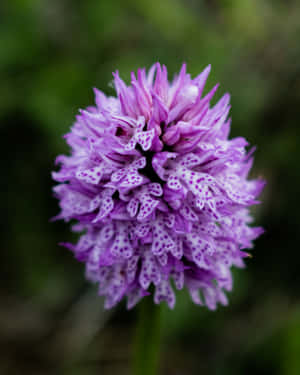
133, 297, 162, 375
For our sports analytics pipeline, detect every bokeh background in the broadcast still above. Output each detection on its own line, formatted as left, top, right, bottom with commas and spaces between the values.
1, 0, 300, 374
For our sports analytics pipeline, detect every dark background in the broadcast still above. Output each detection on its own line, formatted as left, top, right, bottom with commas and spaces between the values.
1, 1, 300, 374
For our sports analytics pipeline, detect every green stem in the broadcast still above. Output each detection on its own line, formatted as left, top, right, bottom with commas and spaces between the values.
133, 297, 162, 375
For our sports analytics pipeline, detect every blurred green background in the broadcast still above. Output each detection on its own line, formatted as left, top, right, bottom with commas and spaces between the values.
1, 0, 300, 374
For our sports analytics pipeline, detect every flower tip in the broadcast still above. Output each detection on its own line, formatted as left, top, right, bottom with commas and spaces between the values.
49, 214, 60, 223
214, 82, 220, 91
112, 70, 120, 80
58, 242, 75, 251
203, 64, 211, 76
92, 87, 99, 95
223, 92, 231, 102
256, 227, 265, 237
180, 62, 187, 74
260, 178, 267, 188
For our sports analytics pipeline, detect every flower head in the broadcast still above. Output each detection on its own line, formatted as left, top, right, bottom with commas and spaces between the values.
52, 63, 265, 310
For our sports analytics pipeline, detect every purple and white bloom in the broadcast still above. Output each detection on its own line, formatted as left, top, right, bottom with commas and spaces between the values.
52, 63, 265, 310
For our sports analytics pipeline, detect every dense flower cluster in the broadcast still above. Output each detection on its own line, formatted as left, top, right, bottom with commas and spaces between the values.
52, 63, 264, 309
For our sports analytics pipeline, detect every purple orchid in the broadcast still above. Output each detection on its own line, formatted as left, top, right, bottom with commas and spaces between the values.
52, 63, 265, 310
